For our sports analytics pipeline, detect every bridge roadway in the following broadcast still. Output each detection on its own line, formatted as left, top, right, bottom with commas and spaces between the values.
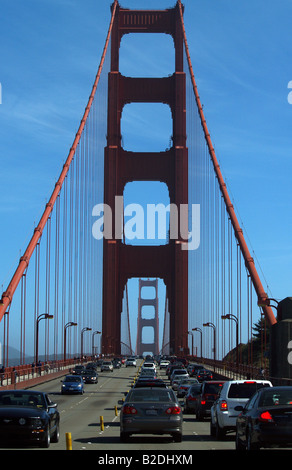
0, 359, 268, 452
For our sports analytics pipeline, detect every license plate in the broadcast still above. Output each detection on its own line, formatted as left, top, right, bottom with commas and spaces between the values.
146, 409, 157, 415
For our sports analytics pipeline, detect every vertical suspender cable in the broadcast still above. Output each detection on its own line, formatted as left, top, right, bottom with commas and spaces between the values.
0, 0, 118, 322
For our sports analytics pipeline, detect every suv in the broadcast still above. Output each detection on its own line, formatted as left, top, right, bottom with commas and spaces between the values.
196, 381, 226, 420
210, 379, 273, 439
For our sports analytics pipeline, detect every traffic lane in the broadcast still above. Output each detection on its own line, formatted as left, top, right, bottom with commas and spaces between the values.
86, 408, 236, 451
52, 368, 133, 450
4, 365, 132, 450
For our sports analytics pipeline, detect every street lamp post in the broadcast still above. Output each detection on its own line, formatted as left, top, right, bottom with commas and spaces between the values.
64, 322, 77, 362
35, 313, 54, 364
192, 327, 203, 359
203, 322, 216, 369
92, 331, 101, 357
221, 314, 239, 370
188, 331, 194, 356
81, 327, 92, 359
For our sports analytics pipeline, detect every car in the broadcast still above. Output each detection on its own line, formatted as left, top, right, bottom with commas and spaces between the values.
134, 378, 167, 388
61, 375, 84, 394
170, 369, 189, 384
184, 384, 202, 414
126, 358, 137, 367
86, 362, 98, 371
141, 362, 156, 372
196, 380, 226, 421
176, 378, 199, 397
119, 387, 183, 442
101, 360, 114, 372
171, 373, 190, 390
82, 370, 98, 384
210, 379, 273, 439
139, 369, 157, 379
189, 364, 206, 377
196, 369, 213, 382
235, 386, 292, 450
159, 360, 170, 369
0, 390, 60, 448
113, 359, 122, 368
71, 365, 85, 375
166, 363, 184, 379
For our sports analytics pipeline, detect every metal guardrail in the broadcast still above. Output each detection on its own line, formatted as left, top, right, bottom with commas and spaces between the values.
0, 359, 86, 390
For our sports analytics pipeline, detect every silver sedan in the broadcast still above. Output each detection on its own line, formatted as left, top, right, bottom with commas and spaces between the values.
120, 387, 183, 442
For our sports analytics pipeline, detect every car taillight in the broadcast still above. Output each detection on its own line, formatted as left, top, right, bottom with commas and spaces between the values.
220, 400, 228, 411
201, 400, 206, 405
259, 411, 274, 422
165, 406, 181, 415
123, 405, 137, 415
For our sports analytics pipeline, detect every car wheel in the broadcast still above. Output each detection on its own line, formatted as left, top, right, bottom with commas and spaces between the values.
51, 422, 60, 443
216, 421, 226, 440
172, 432, 182, 442
40, 426, 51, 448
210, 420, 216, 437
246, 428, 259, 451
235, 430, 246, 451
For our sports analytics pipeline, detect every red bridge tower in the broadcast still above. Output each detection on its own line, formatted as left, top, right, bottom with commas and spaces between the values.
102, 2, 188, 356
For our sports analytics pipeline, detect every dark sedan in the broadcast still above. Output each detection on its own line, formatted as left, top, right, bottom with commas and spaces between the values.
236, 386, 292, 450
82, 370, 98, 384
0, 390, 60, 448
120, 387, 183, 442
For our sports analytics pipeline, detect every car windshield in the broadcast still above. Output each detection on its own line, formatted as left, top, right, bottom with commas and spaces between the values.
228, 382, 270, 399
128, 389, 175, 403
0, 391, 46, 408
65, 376, 81, 382
259, 389, 292, 407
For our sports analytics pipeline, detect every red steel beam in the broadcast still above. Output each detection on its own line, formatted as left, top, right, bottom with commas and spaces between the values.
177, 0, 276, 326
0, 1, 118, 322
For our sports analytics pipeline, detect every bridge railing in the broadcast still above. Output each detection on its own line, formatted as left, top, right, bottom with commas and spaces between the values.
189, 356, 292, 386
0, 358, 87, 390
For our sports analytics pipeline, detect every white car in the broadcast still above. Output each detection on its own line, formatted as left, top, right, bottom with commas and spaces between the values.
210, 379, 273, 439
101, 360, 114, 372
170, 369, 189, 384
141, 362, 156, 372
159, 360, 170, 369
126, 358, 137, 367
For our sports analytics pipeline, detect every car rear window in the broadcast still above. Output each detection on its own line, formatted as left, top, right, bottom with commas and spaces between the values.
204, 383, 224, 394
129, 390, 174, 402
228, 382, 270, 399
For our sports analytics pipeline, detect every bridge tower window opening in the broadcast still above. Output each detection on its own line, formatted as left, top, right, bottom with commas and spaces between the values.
119, 33, 175, 78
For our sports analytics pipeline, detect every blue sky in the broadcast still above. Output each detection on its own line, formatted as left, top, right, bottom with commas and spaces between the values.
0, 0, 292, 355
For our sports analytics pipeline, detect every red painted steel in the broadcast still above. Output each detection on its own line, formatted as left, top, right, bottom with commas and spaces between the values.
0, 1, 118, 322
102, 2, 189, 356
136, 279, 159, 356
177, 0, 276, 327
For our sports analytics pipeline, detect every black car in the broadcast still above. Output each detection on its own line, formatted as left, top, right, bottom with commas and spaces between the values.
0, 390, 60, 448
196, 381, 225, 420
189, 364, 205, 377
196, 369, 213, 382
184, 384, 202, 414
72, 365, 85, 375
236, 386, 292, 450
82, 369, 98, 384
